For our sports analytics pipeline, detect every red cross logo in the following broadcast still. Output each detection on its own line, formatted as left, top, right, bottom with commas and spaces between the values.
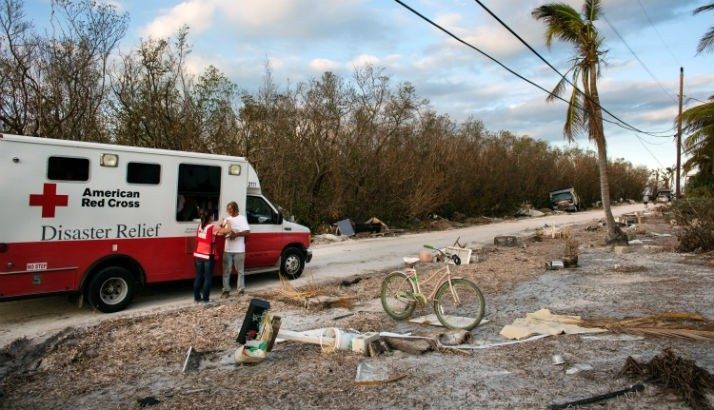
29, 183, 68, 218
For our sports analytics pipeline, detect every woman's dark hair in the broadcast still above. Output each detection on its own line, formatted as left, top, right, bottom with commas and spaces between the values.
199, 209, 212, 228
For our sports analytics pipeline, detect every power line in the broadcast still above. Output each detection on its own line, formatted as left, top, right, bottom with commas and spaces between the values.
633, 132, 666, 168
600, 12, 677, 104
469, 0, 675, 138
391, 0, 558, 101
636, 0, 683, 67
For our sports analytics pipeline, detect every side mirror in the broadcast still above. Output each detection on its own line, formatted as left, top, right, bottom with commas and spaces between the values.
277, 212, 283, 225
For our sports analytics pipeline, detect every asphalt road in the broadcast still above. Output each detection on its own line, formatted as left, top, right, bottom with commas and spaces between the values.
0, 204, 644, 346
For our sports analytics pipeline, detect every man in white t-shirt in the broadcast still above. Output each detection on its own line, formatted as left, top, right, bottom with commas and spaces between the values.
218, 201, 250, 297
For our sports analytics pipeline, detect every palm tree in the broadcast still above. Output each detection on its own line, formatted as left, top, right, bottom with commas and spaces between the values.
694, 3, 714, 54
532, 0, 626, 243
680, 97, 714, 185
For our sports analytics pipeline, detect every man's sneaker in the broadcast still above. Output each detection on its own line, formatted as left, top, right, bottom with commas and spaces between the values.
221, 290, 230, 298
236, 288, 245, 295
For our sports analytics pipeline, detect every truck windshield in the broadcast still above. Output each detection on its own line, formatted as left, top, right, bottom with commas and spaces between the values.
551, 193, 572, 202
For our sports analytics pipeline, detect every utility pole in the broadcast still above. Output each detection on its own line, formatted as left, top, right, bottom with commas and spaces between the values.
676, 67, 683, 198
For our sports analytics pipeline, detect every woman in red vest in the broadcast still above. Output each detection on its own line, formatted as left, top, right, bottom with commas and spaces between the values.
194, 210, 217, 302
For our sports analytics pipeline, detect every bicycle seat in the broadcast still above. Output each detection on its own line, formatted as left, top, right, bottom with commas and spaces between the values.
403, 257, 420, 266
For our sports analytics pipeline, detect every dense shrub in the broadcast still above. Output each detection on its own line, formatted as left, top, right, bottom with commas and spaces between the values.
671, 198, 714, 252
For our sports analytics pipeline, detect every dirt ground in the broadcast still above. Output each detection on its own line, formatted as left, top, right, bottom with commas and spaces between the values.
1, 211, 713, 409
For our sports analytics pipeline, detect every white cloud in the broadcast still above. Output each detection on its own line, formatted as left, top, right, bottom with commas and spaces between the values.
309, 58, 341, 72
141, 1, 217, 39
349, 54, 380, 69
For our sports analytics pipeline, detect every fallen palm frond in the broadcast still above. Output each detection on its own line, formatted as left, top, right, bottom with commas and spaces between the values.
277, 272, 325, 299
268, 273, 355, 310
619, 348, 714, 410
580, 312, 714, 341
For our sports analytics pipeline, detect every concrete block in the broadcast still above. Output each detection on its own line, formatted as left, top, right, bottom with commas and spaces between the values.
494, 235, 519, 247
351, 333, 380, 355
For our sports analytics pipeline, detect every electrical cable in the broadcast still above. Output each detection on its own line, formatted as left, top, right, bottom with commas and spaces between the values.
636, 0, 683, 67
601, 12, 677, 103
469, 0, 676, 137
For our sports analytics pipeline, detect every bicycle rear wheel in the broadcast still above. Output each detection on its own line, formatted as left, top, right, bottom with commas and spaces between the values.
380, 271, 416, 320
433, 278, 485, 330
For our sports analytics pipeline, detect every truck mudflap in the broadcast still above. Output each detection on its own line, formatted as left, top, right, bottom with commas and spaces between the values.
305, 249, 313, 264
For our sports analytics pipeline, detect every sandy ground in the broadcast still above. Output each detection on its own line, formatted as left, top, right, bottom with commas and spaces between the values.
1, 212, 713, 409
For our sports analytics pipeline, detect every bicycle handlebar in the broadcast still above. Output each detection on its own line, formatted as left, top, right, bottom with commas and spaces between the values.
423, 244, 445, 255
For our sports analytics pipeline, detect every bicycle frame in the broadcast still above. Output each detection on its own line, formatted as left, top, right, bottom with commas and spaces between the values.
407, 262, 460, 306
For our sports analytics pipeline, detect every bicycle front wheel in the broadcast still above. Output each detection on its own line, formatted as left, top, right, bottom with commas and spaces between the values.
380, 271, 416, 320
434, 278, 485, 330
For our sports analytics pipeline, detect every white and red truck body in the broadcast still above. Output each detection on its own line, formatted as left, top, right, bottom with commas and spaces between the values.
0, 134, 311, 311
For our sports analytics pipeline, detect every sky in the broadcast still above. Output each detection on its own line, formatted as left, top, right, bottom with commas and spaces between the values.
24, 0, 714, 172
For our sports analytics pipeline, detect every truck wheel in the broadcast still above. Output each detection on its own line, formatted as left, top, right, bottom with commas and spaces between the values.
87, 267, 135, 313
280, 247, 305, 280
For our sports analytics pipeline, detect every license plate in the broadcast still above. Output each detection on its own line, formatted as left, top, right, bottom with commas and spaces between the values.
26, 262, 48, 271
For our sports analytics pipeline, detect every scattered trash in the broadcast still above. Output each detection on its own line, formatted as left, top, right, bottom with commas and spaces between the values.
612, 264, 647, 273
418, 249, 433, 263
354, 361, 406, 386
437, 330, 472, 346
350, 333, 380, 355
565, 363, 593, 375
444, 334, 549, 350
500, 309, 606, 340
335, 219, 355, 236
650, 232, 673, 237
182, 346, 202, 372
613, 245, 632, 254
236, 299, 271, 345
494, 235, 519, 247
380, 334, 436, 355
619, 349, 713, 409
277, 327, 372, 355
628, 239, 643, 245
545, 260, 564, 270
332, 312, 355, 321
234, 340, 268, 364
442, 246, 472, 265
552, 354, 565, 365
137, 396, 160, 407
580, 334, 644, 342
234, 299, 281, 365
548, 383, 644, 410
339, 277, 362, 287
409, 314, 489, 328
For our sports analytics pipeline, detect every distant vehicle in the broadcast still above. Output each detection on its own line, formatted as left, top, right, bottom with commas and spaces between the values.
656, 190, 673, 203
549, 187, 581, 212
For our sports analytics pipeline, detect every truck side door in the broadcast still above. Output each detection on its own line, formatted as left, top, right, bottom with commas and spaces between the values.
244, 195, 283, 268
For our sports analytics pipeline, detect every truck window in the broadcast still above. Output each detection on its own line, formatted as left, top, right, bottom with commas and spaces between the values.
127, 162, 161, 185
176, 164, 221, 222
246, 196, 279, 224
47, 156, 89, 181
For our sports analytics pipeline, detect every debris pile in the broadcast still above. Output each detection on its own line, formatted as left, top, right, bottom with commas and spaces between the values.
619, 348, 714, 410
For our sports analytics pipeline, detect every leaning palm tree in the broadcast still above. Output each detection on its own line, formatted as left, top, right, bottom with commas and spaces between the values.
532, 0, 626, 243
694, 3, 714, 54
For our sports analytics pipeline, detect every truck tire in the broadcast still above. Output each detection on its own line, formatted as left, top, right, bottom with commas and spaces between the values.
280, 247, 305, 280
87, 266, 136, 313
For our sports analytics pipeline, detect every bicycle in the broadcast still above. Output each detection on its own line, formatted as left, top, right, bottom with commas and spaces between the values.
380, 245, 485, 330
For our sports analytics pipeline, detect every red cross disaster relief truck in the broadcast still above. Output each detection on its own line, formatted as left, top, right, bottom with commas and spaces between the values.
0, 134, 312, 312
